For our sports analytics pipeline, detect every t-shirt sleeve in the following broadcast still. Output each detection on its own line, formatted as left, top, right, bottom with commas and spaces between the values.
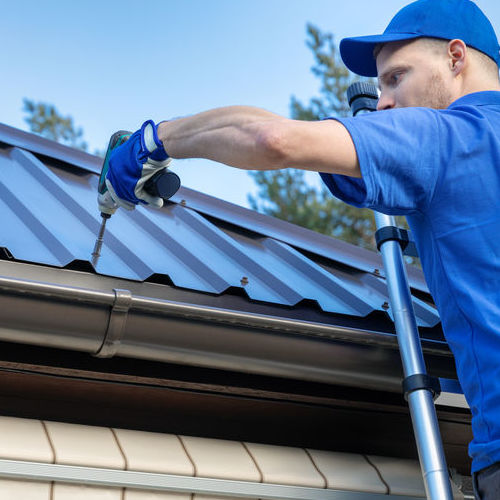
320, 107, 442, 215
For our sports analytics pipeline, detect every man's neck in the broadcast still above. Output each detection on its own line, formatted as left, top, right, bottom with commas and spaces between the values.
460, 76, 500, 99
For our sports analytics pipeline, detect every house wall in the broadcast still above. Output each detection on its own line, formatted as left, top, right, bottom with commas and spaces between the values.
0, 415, 465, 499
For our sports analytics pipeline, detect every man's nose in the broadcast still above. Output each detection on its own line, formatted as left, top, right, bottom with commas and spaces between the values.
377, 92, 395, 110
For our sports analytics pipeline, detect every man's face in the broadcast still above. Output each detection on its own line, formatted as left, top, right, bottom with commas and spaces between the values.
376, 39, 454, 110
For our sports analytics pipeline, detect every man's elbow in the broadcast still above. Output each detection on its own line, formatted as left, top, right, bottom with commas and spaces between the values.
255, 120, 361, 177
257, 124, 292, 169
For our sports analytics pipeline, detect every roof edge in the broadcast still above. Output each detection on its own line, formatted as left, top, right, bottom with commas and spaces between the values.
0, 123, 102, 173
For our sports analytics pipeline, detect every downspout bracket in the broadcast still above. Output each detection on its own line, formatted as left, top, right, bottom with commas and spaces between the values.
94, 288, 132, 358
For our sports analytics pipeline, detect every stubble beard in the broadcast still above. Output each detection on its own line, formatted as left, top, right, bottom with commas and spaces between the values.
420, 71, 454, 109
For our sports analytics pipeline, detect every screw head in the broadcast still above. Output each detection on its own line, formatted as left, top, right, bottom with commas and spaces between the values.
240, 276, 249, 286
382, 301, 390, 310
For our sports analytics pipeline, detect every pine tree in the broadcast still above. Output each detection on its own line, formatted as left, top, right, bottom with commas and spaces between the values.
248, 24, 380, 250
22, 99, 88, 152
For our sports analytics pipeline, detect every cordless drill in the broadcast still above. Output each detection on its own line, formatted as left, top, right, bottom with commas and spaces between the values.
91, 130, 180, 267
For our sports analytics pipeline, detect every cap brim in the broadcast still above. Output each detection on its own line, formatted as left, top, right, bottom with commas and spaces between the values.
340, 33, 421, 77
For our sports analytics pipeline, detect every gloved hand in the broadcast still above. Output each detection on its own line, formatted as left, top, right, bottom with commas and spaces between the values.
104, 120, 172, 211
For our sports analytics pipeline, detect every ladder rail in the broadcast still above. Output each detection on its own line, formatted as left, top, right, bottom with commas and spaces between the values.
374, 212, 453, 500
347, 82, 455, 500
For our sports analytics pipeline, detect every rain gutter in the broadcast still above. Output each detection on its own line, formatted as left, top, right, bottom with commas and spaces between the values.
0, 273, 451, 393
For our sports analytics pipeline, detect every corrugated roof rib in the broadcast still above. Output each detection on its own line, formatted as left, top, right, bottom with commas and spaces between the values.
1, 147, 100, 267
0, 124, 440, 329
261, 238, 373, 315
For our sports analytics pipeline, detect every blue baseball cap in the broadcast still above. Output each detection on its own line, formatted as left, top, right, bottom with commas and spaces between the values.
340, 0, 500, 77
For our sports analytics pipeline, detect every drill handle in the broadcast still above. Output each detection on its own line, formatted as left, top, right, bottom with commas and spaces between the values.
99, 130, 180, 201
98, 131, 132, 196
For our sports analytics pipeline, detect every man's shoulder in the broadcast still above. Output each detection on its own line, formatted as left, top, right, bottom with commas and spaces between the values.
447, 90, 500, 110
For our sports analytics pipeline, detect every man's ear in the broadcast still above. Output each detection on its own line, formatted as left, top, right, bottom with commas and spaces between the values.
448, 39, 467, 74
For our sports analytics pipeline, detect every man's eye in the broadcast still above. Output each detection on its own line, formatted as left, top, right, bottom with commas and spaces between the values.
390, 73, 402, 84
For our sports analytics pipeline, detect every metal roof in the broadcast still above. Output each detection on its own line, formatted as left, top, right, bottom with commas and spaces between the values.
0, 123, 440, 330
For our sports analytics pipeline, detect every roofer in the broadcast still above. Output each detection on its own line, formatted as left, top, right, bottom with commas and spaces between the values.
104, 0, 500, 496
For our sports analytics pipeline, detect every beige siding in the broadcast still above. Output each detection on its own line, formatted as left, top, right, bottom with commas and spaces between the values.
0, 415, 464, 499
307, 449, 387, 494
0, 479, 51, 499
244, 442, 325, 488
0, 416, 53, 463
366, 455, 425, 497
44, 421, 125, 470
124, 490, 189, 500
52, 484, 121, 500
114, 429, 194, 476
180, 436, 260, 482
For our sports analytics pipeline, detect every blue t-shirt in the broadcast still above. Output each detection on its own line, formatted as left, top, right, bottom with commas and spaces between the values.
320, 91, 500, 473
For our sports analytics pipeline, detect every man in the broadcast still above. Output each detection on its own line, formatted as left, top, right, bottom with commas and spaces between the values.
105, 0, 500, 497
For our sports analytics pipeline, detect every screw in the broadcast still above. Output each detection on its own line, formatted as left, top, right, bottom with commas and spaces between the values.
382, 301, 390, 310
240, 276, 249, 286
374, 269, 381, 277
180, 199, 187, 207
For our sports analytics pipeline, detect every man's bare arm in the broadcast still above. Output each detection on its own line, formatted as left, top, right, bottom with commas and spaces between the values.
157, 106, 361, 178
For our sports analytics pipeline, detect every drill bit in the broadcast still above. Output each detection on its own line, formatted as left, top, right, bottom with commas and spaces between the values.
91, 130, 131, 269
91, 213, 111, 267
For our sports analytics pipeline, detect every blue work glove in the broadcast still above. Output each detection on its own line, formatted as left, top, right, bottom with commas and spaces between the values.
105, 120, 172, 211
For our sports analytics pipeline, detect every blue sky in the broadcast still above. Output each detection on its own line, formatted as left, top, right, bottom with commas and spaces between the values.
2, 0, 499, 207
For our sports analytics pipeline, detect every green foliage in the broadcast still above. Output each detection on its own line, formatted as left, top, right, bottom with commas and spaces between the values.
248, 170, 377, 250
290, 23, 354, 120
249, 24, 381, 250
22, 98, 88, 152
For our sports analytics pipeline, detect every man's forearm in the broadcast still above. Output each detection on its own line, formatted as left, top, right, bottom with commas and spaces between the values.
103, 106, 359, 211
157, 106, 360, 177
157, 106, 288, 170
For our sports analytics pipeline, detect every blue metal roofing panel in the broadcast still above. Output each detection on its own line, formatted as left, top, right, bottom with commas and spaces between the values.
0, 122, 101, 174
0, 125, 440, 328
167, 187, 430, 293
